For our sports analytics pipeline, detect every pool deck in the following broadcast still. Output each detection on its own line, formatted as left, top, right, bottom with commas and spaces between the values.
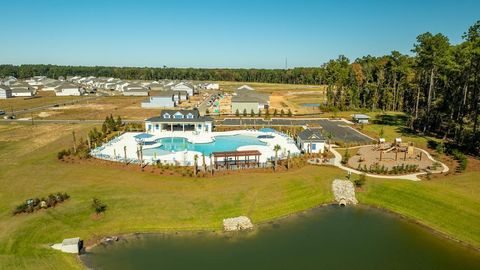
92, 130, 301, 166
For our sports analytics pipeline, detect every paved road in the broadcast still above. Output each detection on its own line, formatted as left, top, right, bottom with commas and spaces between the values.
197, 91, 218, 114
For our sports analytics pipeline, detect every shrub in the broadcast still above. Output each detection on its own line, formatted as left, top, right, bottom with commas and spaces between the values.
13, 192, 70, 215
451, 149, 468, 172
91, 198, 107, 215
354, 173, 366, 188
57, 149, 70, 160
341, 149, 350, 165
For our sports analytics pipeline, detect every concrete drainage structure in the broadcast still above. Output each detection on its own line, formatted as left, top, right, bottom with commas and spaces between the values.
332, 179, 358, 206
223, 216, 253, 231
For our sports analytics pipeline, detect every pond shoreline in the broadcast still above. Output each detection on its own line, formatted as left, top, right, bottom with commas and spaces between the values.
80, 202, 480, 260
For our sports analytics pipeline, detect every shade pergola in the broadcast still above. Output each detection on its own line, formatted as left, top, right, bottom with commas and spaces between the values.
212, 150, 261, 169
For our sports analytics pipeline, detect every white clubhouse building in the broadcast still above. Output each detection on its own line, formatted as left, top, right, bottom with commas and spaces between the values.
145, 109, 213, 133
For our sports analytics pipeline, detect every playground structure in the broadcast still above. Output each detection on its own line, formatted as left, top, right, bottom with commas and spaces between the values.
348, 137, 436, 172
374, 138, 423, 162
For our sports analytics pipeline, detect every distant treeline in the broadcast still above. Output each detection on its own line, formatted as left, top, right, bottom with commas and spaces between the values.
0, 65, 324, 85
1, 20, 479, 154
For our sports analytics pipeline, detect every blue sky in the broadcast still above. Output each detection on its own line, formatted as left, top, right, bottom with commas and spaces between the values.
0, 0, 478, 68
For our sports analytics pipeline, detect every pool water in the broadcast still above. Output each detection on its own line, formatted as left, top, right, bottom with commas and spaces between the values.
143, 135, 267, 156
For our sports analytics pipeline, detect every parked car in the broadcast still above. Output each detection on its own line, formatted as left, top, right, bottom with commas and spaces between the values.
0, 110, 5, 115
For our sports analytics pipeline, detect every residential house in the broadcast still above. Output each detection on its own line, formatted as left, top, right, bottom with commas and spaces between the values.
0, 85, 12, 99
122, 84, 149, 96
231, 90, 270, 114
55, 83, 84, 96
205, 83, 219, 90
171, 82, 195, 96
1, 76, 17, 86
10, 83, 35, 97
42, 80, 62, 91
237, 85, 255, 91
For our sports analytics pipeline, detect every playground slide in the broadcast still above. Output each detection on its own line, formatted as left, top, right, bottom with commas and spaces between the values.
384, 147, 396, 153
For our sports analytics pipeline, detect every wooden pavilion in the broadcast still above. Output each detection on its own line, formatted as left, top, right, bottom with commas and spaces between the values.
212, 150, 262, 169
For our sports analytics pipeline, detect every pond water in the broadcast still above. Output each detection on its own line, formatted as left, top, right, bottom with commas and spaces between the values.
143, 135, 267, 156
301, 103, 320, 107
81, 206, 480, 270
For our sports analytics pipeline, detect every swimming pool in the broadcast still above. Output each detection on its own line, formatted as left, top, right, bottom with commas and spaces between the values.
143, 135, 267, 156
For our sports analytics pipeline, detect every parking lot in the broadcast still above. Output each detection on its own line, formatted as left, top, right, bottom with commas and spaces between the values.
218, 118, 373, 144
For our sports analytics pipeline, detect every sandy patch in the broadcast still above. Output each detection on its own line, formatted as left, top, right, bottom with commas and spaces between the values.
38, 111, 61, 118
52, 103, 117, 110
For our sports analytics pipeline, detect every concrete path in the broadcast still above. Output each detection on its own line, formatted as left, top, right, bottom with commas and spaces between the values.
328, 145, 449, 181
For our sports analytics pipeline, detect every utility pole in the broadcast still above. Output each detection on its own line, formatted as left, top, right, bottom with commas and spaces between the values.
285, 57, 288, 70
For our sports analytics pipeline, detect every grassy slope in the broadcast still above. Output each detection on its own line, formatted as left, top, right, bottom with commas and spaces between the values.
0, 123, 339, 269
358, 173, 480, 248
0, 120, 479, 269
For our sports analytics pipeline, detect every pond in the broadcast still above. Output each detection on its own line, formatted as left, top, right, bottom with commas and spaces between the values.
81, 206, 480, 270
301, 103, 320, 107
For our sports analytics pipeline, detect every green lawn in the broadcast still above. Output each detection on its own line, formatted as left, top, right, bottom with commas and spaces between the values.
0, 122, 479, 269
0, 123, 340, 269
358, 173, 480, 248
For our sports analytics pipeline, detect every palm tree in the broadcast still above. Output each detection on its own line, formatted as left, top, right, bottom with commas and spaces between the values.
326, 132, 333, 151
202, 154, 207, 172
286, 150, 291, 170
209, 153, 214, 175
273, 144, 281, 171
193, 154, 198, 176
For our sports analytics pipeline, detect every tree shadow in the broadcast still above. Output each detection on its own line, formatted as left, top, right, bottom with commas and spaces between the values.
373, 114, 408, 126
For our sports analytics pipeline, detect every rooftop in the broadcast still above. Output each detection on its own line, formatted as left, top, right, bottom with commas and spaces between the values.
298, 128, 325, 141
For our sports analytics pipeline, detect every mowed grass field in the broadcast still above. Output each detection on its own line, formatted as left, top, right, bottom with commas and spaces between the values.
0, 118, 479, 269
0, 123, 339, 269
358, 173, 480, 249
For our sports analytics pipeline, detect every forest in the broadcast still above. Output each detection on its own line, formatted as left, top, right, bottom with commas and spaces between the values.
1, 21, 479, 154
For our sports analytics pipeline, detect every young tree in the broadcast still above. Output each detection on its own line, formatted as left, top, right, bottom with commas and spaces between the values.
116, 115, 122, 128
193, 154, 198, 176
273, 144, 281, 171
250, 109, 255, 117
235, 109, 240, 117
243, 108, 247, 117
91, 198, 107, 216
